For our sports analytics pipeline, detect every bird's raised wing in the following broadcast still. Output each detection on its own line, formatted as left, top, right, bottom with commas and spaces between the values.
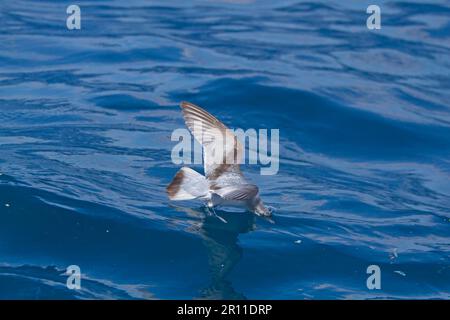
180, 101, 243, 179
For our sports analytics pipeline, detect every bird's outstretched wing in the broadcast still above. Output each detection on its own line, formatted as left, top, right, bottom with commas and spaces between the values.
180, 101, 243, 180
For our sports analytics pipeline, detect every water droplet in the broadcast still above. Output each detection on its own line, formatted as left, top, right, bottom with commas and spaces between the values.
389, 248, 398, 261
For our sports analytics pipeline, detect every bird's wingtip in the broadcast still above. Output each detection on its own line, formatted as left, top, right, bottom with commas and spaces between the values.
180, 101, 192, 109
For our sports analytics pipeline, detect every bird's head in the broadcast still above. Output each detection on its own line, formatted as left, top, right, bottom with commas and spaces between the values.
253, 198, 272, 217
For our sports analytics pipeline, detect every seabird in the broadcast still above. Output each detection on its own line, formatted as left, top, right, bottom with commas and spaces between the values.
167, 101, 271, 217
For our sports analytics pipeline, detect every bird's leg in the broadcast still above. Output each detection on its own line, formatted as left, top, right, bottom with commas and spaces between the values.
204, 202, 227, 224
204, 200, 214, 216
204, 204, 213, 216
214, 210, 228, 224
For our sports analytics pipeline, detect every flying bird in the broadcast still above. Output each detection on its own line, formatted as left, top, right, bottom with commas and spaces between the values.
167, 102, 271, 217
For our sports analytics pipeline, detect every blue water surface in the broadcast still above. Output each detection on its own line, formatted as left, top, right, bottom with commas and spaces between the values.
0, 0, 449, 299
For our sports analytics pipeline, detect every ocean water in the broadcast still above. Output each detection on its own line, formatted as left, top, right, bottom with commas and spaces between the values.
0, 0, 449, 300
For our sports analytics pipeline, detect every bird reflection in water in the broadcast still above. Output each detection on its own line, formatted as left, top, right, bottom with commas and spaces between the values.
171, 205, 256, 299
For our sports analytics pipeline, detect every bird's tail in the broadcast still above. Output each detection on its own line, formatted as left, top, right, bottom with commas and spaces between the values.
166, 167, 208, 200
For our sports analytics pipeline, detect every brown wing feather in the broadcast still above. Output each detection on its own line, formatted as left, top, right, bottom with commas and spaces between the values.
180, 101, 243, 179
